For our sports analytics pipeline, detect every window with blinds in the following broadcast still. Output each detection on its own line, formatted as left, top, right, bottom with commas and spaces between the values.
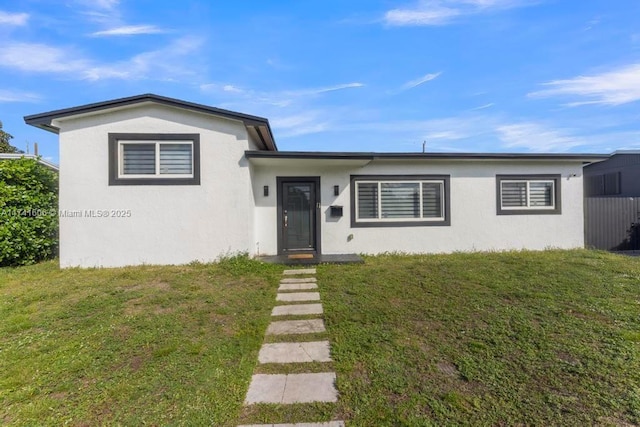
497, 175, 560, 214
109, 133, 200, 186
353, 177, 447, 224
119, 141, 193, 177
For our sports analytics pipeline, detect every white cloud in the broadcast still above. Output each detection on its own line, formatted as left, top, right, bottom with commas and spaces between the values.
75, 0, 119, 10
289, 82, 364, 96
497, 122, 586, 152
0, 43, 90, 74
338, 114, 615, 153
470, 102, 495, 110
222, 84, 244, 93
385, 6, 460, 26
200, 81, 364, 107
0, 89, 40, 103
271, 112, 329, 137
0, 11, 29, 26
91, 25, 166, 36
528, 63, 640, 106
384, 0, 533, 26
401, 72, 442, 90
0, 37, 203, 81
424, 130, 467, 140
85, 36, 203, 81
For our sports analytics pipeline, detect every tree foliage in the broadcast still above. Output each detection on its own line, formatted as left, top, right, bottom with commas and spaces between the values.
0, 120, 20, 153
0, 157, 59, 266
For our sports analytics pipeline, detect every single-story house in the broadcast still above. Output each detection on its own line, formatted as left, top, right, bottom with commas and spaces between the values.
25, 94, 608, 268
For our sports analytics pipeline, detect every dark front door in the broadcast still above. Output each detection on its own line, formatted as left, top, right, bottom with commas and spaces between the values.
278, 178, 320, 255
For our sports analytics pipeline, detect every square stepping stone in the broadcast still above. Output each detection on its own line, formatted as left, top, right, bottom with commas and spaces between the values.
258, 341, 332, 363
283, 373, 337, 403
244, 374, 286, 404
279, 282, 318, 291
272, 303, 323, 316
245, 373, 337, 404
277, 292, 320, 302
283, 268, 316, 275
280, 277, 317, 284
266, 319, 325, 335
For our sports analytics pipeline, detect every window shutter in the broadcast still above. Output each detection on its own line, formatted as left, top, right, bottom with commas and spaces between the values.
422, 183, 442, 218
122, 144, 155, 175
501, 182, 527, 207
357, 183, 378, 219
160, 144, 192, 175
380, 183, 420, 218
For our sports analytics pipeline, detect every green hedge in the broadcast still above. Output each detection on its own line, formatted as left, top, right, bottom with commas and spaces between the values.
0, 158, 58, 266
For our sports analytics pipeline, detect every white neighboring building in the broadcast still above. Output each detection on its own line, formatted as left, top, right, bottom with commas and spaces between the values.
25, 94, 607, 268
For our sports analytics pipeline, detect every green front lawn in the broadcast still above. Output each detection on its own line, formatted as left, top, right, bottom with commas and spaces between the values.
1, 250, 640, 425
320, 250, 640, 426
0, 257, 282, 426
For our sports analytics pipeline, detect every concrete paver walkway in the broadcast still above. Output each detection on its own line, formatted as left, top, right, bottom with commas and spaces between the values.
266, 319, 326, 335
245, 373, 338, 404
258, 341, 332, 364
276, 292, 320, 302
283, 268, 316, 275
278, 282, 318, 291
242, 268, 342, 426
280, 277, 317, 284
271, 303, 323, 316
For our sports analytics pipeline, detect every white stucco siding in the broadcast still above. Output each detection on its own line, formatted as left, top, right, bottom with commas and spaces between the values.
251, 160, 585, 255
57, 104, 255, 267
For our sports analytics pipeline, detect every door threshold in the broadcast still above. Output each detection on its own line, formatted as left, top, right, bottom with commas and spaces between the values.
287, 253, 315, 260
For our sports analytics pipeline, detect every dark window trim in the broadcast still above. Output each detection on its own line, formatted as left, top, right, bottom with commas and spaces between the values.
276, 176, 321, 255
496, 174, 561, 215
108, 133, 201, 186
350, 174, 451, 228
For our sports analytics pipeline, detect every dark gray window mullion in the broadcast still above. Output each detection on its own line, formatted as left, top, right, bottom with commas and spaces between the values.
155, 143, 160, 175
377, 182, 382, 219
419, 182, 424, 219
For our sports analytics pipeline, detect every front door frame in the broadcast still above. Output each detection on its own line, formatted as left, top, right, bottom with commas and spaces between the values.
276, 176, 321, 256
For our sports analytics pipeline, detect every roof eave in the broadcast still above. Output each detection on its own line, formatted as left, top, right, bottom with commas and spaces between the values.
245, 150, 610, 162
24, 94, 278, 150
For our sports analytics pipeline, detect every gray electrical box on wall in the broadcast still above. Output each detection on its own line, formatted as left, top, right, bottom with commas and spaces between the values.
330, 205, 343, 217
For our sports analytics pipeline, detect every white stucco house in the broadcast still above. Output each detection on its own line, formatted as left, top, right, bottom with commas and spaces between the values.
25, 94, 607, 268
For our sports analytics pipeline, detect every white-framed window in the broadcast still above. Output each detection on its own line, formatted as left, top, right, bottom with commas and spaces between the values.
108, 133, 200, 186
496, 175, 561, 215
119, 141, 194, 178
351, 175, 450, 227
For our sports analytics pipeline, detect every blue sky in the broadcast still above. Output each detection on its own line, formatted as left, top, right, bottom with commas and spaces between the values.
1, 0, 640, 164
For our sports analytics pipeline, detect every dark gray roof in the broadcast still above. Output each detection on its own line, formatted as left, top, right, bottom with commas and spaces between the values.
245, 150, 609, 162
24, 93, 277, 151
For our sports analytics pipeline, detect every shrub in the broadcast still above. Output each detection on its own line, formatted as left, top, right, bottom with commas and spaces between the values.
0, 157, 58, 266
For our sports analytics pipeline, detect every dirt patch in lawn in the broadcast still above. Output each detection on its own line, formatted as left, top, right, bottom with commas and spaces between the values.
124, 296, 174, 316
125, 281, 171, 292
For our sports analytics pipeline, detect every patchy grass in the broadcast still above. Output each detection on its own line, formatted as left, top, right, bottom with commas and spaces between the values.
0, 256, 282, 426
319, 249, 640, 426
